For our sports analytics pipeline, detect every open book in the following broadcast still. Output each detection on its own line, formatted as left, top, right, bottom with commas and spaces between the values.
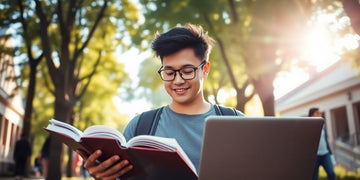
44, 119, 197, 180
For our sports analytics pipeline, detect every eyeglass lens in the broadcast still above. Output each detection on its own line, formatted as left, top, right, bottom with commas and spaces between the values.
159, 61, 205, 81
160, 67, 196, 81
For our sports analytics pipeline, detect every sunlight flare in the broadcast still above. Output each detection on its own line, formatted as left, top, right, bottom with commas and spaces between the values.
301, 26, 340, 72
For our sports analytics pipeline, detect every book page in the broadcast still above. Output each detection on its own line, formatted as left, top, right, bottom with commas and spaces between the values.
82, 125, 127, 146
47, 119, 83, 142
127, 135, 178, 150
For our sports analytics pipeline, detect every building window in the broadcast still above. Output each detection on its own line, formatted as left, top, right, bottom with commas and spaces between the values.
332, 106, 350, 145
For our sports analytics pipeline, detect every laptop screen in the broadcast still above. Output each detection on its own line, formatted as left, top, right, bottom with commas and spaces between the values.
198, 116, 323, 180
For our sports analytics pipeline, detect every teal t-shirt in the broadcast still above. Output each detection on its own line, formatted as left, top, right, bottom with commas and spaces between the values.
124, 105, 244, 173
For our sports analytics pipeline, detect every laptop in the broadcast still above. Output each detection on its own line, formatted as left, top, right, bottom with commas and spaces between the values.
198, 116, 324, 180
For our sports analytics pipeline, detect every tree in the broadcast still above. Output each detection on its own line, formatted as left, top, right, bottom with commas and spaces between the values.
0, 0, 43, 142
35, 1, 138, 179
343, 0, 360, 35
65, 49, 130, 176
2, 0, 139, 179
342, 0, 360, 69
133, 0, 314, 115
136, 56, 171, 107
239, 0, 312, 115
132, 0, 255, 113
304, 0, 360, 72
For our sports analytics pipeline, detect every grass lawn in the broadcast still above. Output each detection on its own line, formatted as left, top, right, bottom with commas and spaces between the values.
62, 178, 93, 180
319, 165, 360, 180
61, 166, 360, 180
63, 165, 360, 180
2, 164, 360, 180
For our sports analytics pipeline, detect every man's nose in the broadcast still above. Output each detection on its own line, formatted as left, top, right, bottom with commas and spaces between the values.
173, 71, 185, 83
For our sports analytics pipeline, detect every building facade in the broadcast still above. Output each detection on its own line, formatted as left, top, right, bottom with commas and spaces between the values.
0, 28, 25, 173
276, 61, 360, 170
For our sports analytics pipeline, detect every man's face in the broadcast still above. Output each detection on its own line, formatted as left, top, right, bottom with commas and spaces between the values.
161, 48, 208, 106
313, 110, 321, 117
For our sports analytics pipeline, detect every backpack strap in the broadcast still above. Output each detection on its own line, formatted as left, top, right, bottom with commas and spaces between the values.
214, 104, 238, 116
134, 107, 164, 136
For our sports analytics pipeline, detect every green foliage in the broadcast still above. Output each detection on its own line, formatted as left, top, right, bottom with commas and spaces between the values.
138, 57, 162, 91
74, 51, 130, 132
133, 0, 360, 115
136, 57, 171, 108
132, 0, 252, 109
1, 1, 142, 176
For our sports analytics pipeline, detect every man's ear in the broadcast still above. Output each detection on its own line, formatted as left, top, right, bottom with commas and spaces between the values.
203, 61, 210, 76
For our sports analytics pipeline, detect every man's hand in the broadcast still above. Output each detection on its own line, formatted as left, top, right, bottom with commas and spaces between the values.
77, 150, 133, 180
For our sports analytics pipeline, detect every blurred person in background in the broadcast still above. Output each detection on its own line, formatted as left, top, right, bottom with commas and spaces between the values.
33, 154, 42, 177
41, 136, 51, 178
13, 133, 32, 180
310, 107, 336, 180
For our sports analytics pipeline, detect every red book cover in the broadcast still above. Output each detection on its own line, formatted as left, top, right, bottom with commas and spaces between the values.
44, 119, 198, 180
82, 137, 197, 180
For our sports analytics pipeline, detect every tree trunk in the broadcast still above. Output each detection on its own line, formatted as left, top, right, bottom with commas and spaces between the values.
66, 148, 73, 177
66, 111, 75, 177
22, 58, 40, 138
215, 38, 254, 112
22, 71, 34, 139
343, 0, 360, 35
252, 74, 275, 116
236, 95, 246, 113
46, 95, 74, 180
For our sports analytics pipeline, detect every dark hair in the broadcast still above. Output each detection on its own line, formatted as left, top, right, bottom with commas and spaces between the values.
151, 23, 214, 62
308, 107, 319, 117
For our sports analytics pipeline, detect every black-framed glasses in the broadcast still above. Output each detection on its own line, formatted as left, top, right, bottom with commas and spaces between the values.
158, 61, 206, 81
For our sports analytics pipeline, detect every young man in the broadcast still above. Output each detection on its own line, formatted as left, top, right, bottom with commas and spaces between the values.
81, 24, 244, 179
309, 107, 336, 180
